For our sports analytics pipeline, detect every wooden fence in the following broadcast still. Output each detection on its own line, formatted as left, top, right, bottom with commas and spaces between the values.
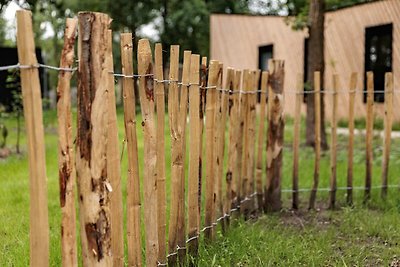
12, 10, 397, 266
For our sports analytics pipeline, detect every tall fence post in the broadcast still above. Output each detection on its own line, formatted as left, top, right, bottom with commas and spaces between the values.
309, 71, 321, 210
381, 72, 393, 198
292, 74, 303, 210
329, 74, 339, 209
56, 17, 78, 267
16, 9, 49, 267
137, 38, 159, 266
154, 43, 167, 264
120, 33, 142, 267
106, 29, 124, 267
264, 60, 285, 212
204, 60, 219, 240
76, 11, 113, 266
188, 54, 201, 259
347, 73, 357, 206
365, 72, 374, 202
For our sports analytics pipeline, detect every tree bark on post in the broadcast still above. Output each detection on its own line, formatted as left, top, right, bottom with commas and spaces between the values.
56, 17, 78, 267
305, 0, 328, 150
76, 12, 113, 266
264, 60, 285, 213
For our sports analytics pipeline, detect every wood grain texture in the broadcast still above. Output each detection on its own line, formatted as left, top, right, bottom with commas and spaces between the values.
188, 54, 201, 258
346, 73, 357, 206
381, 72, 393, 198
56, 17, 78, 267
329, 74, 339, 209
204, 60, 219, 240
154, 43, 167, 264
309, 72, 321, 210
264, 60, 285, 213
76, 11, 113, 266
17, 10, 50, 267
365, 72, 374, 202
106, 29, 124, 267
291, 74, 303, 210
120, 33, 142, 267
137, 38, 159, 267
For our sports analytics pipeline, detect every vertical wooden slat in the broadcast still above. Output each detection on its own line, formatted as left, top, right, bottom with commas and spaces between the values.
188, 54, 201, 258
198, 57, 207, 226
76, 11, 112, 266
365, 72, 374, 202
347, 73, 357, 206
292, 74, 303, 210
137, 38, 159, 267
56, 18, 78, 267
240, 70, 251, 215
155, 43, 167, 264
256, 71, 268, 212
264, 60, 285, 212
329, 74, 339, 209
17, 9, 49, 267
215, 63, 228, 225
309, 71, 321, 210
247, 70, 260, 212
227, 70, 242, 218
381, 72, 393, 198
106, 29, 124, 267
204, 60, 219, 240
121, 33, 142, 267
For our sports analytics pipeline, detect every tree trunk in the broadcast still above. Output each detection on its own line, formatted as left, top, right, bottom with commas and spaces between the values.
305, 0, 328, 150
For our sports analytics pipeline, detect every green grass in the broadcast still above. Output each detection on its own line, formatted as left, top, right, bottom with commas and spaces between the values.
1, 109, 400, 266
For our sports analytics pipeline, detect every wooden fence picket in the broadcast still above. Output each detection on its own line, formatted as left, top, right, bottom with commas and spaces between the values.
155, 43, 167, 264
365, 72, 374, 202
17, 9, 50, 267
188, 54, 201, 258
329, 74, 339, 209
347, 73, 357, 206
106, 29, 125, 267
264, 60, 285, 212
381, 72, 393, 198
292, 74, 303, 210
309, 71, 321, 210
120, 33, 142, 267
56, 17, 78, 267
76, 11, 112, 266
137, 38, 159, 267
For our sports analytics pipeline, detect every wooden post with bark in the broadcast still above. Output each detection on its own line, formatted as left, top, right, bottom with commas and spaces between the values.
105, 29, 124, 267
120, 33, 142, 267
17, 9, 49, 267
137, 38, 159, 267
347, 73, 357, 206
188, 54, 201, 258
365, 72, 374, 202
264, 60, 285, 212
292, 74, 303, 210
309, 71, 321, 210
154, 43, 167, 264
204, 60, 219, 240
329, 74, 339, 209
56, 17, 78, 267
381, 72, 393, 198
76, 11, 113, 266
256, 71, 268, 212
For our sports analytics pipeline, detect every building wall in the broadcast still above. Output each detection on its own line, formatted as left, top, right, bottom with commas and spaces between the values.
210, 0, 400, 122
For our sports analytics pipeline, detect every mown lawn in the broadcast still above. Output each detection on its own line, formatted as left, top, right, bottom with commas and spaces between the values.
1, 108, 400, 266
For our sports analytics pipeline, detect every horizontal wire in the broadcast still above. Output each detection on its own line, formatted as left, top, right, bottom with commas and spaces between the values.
282, 184, 399, 193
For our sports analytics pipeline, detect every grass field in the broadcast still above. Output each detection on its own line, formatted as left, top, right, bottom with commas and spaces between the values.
1, 108, 400, 266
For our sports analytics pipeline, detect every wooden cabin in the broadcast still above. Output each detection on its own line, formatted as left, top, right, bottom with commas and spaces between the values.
210, 0, 400, 122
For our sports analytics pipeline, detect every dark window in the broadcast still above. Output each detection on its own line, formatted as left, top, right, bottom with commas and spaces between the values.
364, 23, 393, 103
258, 44, 273, 71
258, 44, 273, 101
